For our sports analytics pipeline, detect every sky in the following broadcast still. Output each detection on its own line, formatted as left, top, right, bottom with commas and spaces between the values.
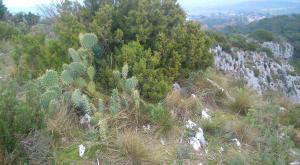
3, 0, 249, 13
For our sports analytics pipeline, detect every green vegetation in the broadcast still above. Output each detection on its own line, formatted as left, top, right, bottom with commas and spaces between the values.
207, 31, 264, 53
249, 29, 275, 42
0, 0, 299, 164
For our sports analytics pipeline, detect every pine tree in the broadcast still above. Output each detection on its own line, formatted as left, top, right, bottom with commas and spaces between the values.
0, 0, 8, 21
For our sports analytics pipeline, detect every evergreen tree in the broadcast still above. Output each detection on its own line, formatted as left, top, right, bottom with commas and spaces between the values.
0, 0, 8, 21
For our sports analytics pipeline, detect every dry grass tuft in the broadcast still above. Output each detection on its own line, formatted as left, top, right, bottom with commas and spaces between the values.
46, 105, 79, 139
230, 88, 255, 115
263, 90, 292, 109
225, 120, 258, 145
115, 131, 155, 165
165, 91, 199, 119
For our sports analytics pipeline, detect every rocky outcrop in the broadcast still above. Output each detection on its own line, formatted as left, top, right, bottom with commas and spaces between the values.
262, 42, 294, 59
212, 44, 300, 102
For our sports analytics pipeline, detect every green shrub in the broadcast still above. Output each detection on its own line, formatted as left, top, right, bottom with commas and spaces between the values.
0, 81, 43, 155
281, 105, 300, 128
0, 22, 19, 39
12, 35, 67, 80
54, 0, 213, 102
149, 104, 174, 135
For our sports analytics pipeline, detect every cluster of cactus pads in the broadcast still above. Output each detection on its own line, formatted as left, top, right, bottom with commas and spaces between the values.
110, 64, 140, 115
39, 33, 98, 113
40, 70, 61, 109
61, 33, 97, 95
38, 33, 141, 120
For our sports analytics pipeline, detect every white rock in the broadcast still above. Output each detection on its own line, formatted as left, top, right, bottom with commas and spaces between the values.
202, 109, 211, 121
232, 138, 241, 148
190, 137, 201, 151
173, 82, 181, 91
79, 144, 86, 157
186, 120, 197, 129
189, 127, 207, 151
279, 107, 287, 112
219, 146, 224, 153
195, 128, 206, 147
160, 138, 166, 146
143, 124, 151, 132
80, 114, 91, 125
290, 161, 300, 165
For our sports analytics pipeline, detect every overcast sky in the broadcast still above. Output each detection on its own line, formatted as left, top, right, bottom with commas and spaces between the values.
3, 0, 249, 13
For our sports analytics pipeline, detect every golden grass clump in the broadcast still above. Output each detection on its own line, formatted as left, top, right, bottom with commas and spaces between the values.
46, 105, 79, 139
165, 91, 199, 119
224, 120, 258, 145
115, 131, 155, 165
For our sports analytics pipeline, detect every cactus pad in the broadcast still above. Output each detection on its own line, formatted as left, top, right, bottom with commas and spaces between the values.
98, 98, 104, 112
87, 81, 96, 94
61, 70, 74, 85
87, 66, 95, 81
41, 70, 59, 88
79, 33, 98, 49
109, 89, 121, 115
122, 64, 129, 79
113, 70, 121, 80
71, 89, 82, 108
69, 62, 85, 76
69, 48, 81, 62
41, 90, 59, 109
125, 76, 138, 91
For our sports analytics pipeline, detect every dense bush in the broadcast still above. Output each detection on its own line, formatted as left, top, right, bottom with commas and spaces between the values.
51, 0, 213, 101
0, 22, 19, 39
12, 35, 67, 80
0, 81, 44, 159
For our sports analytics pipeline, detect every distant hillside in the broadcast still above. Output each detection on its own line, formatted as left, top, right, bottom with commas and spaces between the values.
228, 0, 300, 13
222, 14, 300, 58
186, 0, 300, 15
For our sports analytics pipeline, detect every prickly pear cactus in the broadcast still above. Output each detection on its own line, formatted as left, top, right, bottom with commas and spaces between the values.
132, 89, 140, 108
41, 70, 59, 88
122, 64, 129, 79
71, 89, 91, 114
87, 81, 96, 94
69, 48, 81, 62
113, 70, 121, 80
69, 62, 85, 76
41, 90, 59, 109
98, 98, 104, 112
79, 33, 98, 49
87, 66, 95, 81
63, 64, 71, 71
74, 77, 87, 89
125, 76, 138, 92
61, 70, 74, 85
81, 95, 91, 113
71, 89, 82, 108
110, 89, 121, 115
